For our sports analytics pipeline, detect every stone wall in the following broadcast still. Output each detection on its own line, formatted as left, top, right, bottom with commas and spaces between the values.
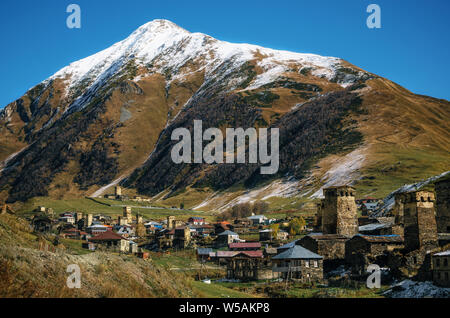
435, 179, 450, 233
322, 186, 358, 237
299, 235, 347, 260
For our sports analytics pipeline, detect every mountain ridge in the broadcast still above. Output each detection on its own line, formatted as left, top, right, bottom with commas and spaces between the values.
0, 19, 448, 209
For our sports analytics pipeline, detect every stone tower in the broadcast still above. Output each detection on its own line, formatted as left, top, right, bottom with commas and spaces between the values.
314, 200, 324, 232
403, 191, 438, 251
321, 186, 358, 237
435, 178, 450, 233
123, 206, 132, 224
86, 214, 93, 227
75, 212, 83, 223
392, 192, 407, 237
167, 216, 176, 230
118, 216, 127, 226
115, 186, 122, 197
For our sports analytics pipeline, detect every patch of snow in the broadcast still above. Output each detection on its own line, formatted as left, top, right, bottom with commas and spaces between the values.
0, 146, 29, 173
89, 175, 127, 198
197, 178, 302, 212
372, 171, 450, 217
383, 280, 450, 298
311, 147, 367, 198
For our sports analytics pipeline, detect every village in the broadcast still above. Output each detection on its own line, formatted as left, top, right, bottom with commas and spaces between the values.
22, 176, 450, 294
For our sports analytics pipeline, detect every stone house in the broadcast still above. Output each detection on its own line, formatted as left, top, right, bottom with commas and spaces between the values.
226, 250, 273, 281
345, 235, 404, 275
214, 222, 234, 235
259, 229, 288, 241
211, 251, 239, 265
215, 230, 240, 248
173, 226, 191, 249
272, 245, 323, 283
298, 234, 348, 261
248, 215, 268, 225
346, 235, 404, 258
32, 216, 54, 233
89, 231, 129, 253
432, 250, 450, 287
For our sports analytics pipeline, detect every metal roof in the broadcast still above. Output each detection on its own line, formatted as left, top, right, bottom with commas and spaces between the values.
197, 248, 213, 255
307, 234, 348, 240
273, 245, 323, 260
89, 231, 125, 241
359, 223, 392, 232
218, 230, 238, 236
355, 234, 403, 243
277, 239, 300, 250
434, 250, 450, 256
248, 215, 267, 219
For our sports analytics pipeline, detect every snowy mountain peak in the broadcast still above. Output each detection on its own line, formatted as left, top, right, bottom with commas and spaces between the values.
133, 19, 190, 36
39, 19, 363, 114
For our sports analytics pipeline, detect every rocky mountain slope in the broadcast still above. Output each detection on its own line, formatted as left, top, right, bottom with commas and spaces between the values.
0, 19, 449, 209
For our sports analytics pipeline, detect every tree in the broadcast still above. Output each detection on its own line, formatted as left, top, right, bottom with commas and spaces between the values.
136, 223, 147, 238
252, 201, 269, 214
270, 223, 280, 240
288, 217, 306, 235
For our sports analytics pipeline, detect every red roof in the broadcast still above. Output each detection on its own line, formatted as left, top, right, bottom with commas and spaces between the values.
63, 228, 79, 233
229, 242, 262, 249
89, 231, 124, 241
235, 250, 264, 258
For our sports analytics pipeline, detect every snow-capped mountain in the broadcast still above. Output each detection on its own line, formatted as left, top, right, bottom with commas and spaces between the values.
52, 20, 343, 91
43, 19, 360, 115
0, 19, 448, 208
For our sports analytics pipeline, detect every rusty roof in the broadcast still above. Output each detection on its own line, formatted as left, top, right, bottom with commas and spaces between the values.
356, 235, 403, 243
89, 231, 125, 241
233, 250, 264, 258
229, 242, 261, 249
307, 234, 348, 240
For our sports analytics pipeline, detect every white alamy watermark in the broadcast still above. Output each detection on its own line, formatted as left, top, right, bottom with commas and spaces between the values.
66, 264, 81, 289
171, 120, 279, 175
66, 4, 81, 29
366, 264, 381, 289
366, 4, 381, 29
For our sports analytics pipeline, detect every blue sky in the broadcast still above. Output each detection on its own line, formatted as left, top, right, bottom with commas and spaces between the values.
0, 0, 449, 108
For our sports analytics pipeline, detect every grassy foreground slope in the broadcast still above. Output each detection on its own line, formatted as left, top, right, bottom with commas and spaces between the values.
0, 213, 252, 298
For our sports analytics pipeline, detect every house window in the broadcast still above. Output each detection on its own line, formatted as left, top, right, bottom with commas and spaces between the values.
305, 261, 310, 268
314, 261, 318, 268
436, 259, 440, 268
444, 258, 448, 267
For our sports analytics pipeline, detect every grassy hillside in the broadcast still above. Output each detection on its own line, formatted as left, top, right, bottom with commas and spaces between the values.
14, 197, 218, 222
